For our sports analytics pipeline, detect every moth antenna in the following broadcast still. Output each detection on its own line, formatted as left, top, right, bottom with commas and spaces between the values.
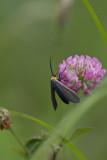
50, 57, 53, 75
59, 67, 66, 76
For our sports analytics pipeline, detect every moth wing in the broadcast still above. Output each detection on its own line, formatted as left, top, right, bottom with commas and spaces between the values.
51, 82, 57, 110
51, 79, 80, 103
51, 79, 69, 104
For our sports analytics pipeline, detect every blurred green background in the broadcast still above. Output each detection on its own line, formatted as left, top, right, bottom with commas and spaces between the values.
0, 0, 107, 159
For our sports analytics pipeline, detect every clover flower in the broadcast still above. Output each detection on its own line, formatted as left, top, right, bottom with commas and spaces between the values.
59, 55, 106, 95
0, 107, 12, 130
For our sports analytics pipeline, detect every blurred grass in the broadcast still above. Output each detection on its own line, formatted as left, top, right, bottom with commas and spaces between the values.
0, 0, 107, 159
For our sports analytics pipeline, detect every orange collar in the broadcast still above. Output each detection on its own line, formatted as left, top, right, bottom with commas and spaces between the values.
51, 76, 57, 80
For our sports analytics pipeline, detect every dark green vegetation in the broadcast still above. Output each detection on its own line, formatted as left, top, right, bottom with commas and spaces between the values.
0, 0, 107, 159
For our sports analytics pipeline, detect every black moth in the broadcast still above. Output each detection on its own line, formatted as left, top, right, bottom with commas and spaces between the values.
50, 58, 80, 110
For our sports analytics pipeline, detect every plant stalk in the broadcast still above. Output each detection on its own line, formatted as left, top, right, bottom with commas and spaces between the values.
9, 127, 29, 157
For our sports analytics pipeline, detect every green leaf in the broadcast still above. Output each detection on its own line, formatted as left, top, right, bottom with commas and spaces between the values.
10, 146, 26, 159
25, 136, 43, 155
69, 127, 94, 141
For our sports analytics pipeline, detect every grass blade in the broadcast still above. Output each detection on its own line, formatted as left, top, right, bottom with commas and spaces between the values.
82, 0, 107, 45
11, 112, 54, 131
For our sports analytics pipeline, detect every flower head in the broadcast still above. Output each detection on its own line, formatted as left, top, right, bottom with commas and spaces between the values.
0, 107, 12, 130
59, 55, 106, 95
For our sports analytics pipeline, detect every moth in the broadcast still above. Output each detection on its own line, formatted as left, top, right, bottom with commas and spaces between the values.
50, 58, 80, 110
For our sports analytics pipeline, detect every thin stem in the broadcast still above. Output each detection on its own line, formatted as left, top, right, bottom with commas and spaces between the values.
11, 111, 54, 131
51, 145, 61, 160
52, 152, 57, 160
9, 127, 29, 157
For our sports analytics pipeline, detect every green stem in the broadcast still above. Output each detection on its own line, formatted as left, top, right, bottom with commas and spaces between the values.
82, 0, 107, 46
11, 111, 54, 131
9, 127, 29, 157
66, 141, 86, 160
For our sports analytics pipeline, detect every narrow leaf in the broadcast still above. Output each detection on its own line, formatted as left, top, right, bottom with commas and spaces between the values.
11, 112, 54, 131
82, 0, 107, 46
69, 127, 94, 141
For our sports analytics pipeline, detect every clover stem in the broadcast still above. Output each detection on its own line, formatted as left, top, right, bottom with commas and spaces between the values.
9, 126, 29, 157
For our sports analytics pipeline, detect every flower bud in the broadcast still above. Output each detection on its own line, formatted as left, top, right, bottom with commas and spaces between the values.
0, 107, 12, 130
